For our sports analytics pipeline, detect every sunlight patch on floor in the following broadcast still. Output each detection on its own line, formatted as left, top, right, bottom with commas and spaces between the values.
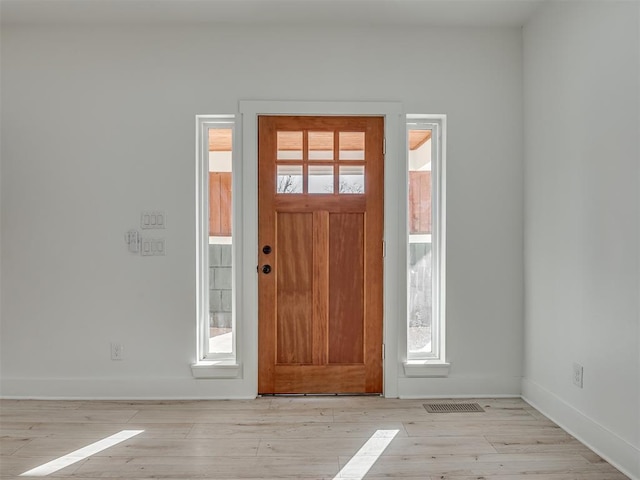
20, 430, 144, 477
333, 429, 399, 479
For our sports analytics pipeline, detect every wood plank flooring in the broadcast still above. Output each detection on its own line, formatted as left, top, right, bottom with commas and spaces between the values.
0, 397, 628, 479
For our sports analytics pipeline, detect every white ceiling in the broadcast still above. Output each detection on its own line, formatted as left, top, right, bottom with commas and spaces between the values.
0, 0, 547, 27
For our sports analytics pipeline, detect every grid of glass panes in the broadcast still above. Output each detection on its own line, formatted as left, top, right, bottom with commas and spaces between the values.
276, 130, 366, 194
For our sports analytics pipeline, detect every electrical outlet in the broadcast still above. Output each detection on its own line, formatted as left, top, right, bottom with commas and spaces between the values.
573, 362, 583, 388
111, 343, 124, 360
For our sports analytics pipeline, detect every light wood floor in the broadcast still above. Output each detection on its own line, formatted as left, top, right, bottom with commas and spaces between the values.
0, 397, 628, 479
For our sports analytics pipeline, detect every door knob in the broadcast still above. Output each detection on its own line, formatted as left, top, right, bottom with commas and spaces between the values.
262, 265, 272, 274
262, 245, 272, 254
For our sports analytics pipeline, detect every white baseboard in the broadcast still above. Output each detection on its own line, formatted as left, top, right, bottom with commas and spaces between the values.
0, 377, 257, 400
522, 378, 640, 480
398, 374, 522, 398
2, 375, 522, 400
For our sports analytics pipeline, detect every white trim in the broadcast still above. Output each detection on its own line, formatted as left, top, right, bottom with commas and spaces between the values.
400, 394, 521, 400
398, 375, 522, 399
195, 116, 208, 362
190, 362, 242, 379
0, 377, 518, 401
0, 378, 256, 400
195, 116, 238, 363
405, 117, 447, 366
209, 236, 232, 244
522, 378, 640, 480
239, 100, 403, 117
239, 100, 403, 398
409, 234, 431, 243
403, 361, 450, 377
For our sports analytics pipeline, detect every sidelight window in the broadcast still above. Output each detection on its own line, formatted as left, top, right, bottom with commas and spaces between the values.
406, 117, 446, 365
196, 116, 237, 361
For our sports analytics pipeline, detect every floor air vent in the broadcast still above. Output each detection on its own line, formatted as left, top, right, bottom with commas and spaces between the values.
423, 402, 485, 413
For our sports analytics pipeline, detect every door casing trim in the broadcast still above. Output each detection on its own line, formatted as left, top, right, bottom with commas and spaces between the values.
239, 101, 403, 398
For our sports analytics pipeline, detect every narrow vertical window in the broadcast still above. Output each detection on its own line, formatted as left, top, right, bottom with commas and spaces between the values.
197, 117, 236, 361
208, 127, 233, 354
407, 118, 445, 363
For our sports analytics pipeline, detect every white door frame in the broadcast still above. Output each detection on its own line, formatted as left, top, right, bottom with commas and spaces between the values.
239, 100, 403, 397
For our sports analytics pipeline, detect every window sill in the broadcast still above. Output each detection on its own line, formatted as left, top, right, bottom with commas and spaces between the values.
403, 361, 450, 378
191, 361, 242, 379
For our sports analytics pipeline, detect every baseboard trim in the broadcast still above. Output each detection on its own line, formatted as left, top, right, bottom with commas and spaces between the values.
397, 374, 522, 398
2, 375, 522, 400
399, 393, 520, 399
522, 378, 640, 480
0, 377, 257, 400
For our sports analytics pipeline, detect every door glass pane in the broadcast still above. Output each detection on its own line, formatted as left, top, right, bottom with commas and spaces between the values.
308, 131, 334, 160
339, 165, 365, 194
308, 165, 334, 193
408, 128, 433, 355
277, 131, 303, 160
339, 132, 365, 160
277, 165, 303, 193
208, 127, 233, 354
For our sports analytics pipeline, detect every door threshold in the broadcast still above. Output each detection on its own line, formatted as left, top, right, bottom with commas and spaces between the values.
259, 393, 383, 397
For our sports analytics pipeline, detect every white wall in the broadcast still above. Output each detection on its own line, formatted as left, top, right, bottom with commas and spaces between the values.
0, 24, 524, 398
522, 2, 640, 478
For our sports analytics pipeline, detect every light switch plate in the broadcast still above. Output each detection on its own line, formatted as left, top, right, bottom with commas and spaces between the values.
152, 238, 165, 256
141, 211, 166, 229
141, 238, 165, 256
141, 238, 153, 256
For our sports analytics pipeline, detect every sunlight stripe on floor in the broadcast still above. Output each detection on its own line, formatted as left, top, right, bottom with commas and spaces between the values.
20, 429, 144, 477
333, 429, 399, 479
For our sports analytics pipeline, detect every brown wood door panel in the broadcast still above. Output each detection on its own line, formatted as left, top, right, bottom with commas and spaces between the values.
258, 115, 384, 394
274, 365, 367, 394
270, 195, 366, 213
328, 213, 364, 365
276, 212, 313, 364
312, 211, 329, 366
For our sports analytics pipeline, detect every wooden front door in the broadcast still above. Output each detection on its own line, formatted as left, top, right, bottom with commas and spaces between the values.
258, 116, 384, 394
